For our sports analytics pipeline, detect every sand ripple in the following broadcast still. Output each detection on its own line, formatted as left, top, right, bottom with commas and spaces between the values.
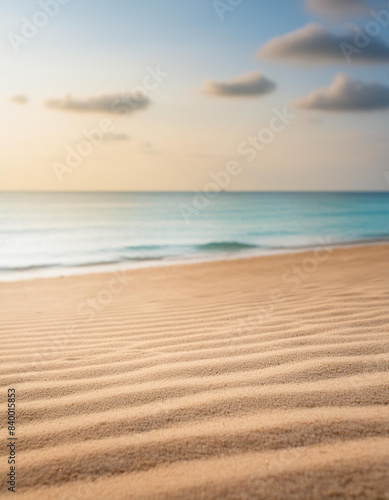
1, 244, 388, 499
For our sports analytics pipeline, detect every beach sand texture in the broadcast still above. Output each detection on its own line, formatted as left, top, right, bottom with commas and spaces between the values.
1, 244, 388, 499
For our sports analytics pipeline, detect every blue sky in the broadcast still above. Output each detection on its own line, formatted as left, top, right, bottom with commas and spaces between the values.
1, 0, 389, 190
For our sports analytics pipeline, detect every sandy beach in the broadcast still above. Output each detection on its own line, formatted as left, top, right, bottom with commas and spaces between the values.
1, 243, 388, 500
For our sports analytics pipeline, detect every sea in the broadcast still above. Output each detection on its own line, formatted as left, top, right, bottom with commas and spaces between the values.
1, 191, 389, 281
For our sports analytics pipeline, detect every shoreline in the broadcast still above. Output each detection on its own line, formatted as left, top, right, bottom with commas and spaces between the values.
1, 237, 389, 283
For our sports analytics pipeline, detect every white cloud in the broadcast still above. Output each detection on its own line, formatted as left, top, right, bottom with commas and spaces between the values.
258, 23, 389, 64
104, 133, 130, 141
201, 71, 276, 97
294, 73, 389, 110
307, 0, 371, 18
46, 93, 150, 114
10, 94, 28, 105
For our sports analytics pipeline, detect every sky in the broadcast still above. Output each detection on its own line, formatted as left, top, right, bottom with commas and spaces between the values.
1, 0, 389, 191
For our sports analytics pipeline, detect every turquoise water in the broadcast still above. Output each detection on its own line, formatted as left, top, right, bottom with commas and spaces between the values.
0, 192, 388, 280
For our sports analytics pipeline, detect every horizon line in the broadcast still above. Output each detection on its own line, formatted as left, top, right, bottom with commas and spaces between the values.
1, 190, 389, 194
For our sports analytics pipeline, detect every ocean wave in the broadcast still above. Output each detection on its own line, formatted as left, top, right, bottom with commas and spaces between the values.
195, 241, 259, 252
0, 264, 55, 273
